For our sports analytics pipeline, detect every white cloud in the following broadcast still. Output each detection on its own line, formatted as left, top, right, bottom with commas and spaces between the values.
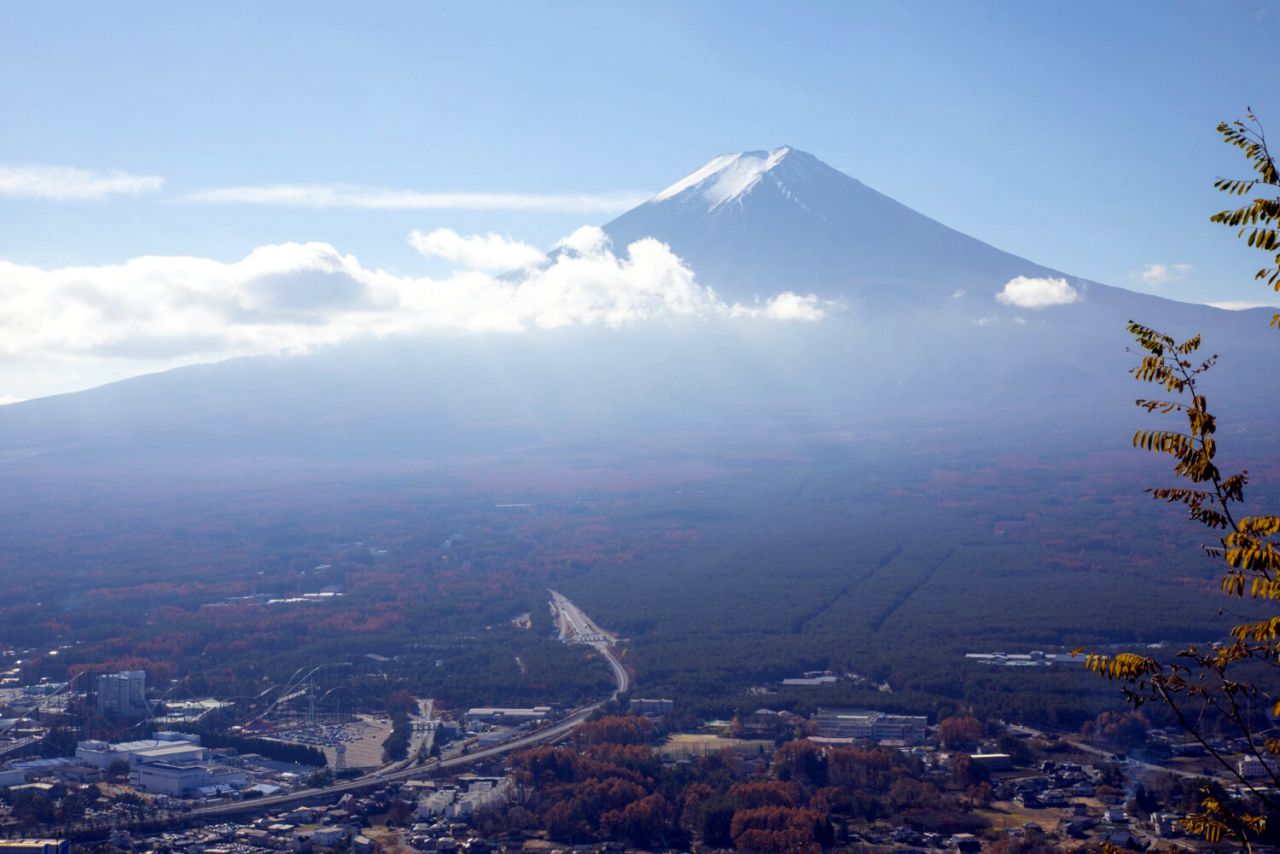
1208, 300, 1280, 311
0, 164, 163, 200
0, 229, 825, 397
752, 292, 827, 322
1134, 262, 1192, 288
995, 276, 1080, 309
556, 225, 611, 255
409, 228, 545, 271
951, 289, 966, 299
182, 184, 649, 213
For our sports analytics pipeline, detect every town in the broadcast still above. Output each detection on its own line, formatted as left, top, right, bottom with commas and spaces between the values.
1, 597, 1273, 852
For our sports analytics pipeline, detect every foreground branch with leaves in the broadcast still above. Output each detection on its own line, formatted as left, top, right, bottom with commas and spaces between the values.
1076, 110, 1280, 850
1078, 323, 1279, 847
1211, 109, 1280, 328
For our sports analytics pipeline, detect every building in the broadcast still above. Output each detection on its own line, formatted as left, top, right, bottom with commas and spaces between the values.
76, 734, 204, 769
1150, 812, 1182, 837
630, 698, 674, 717
813, 708, 927, 744
659, 734, 774, 760
781, 671, 840, 687
464, 706, 551, 725
52, 764, 101, 783
416, 788, 458, 819
416, 778, 513, 821
738, 708, 791, 737
7, 758, 70, 777
969, 753, 1013, 771
95, 670, 147, 718
293, 826, 347, 847
0, 842, 70, 854
131, 761, 246, 796
1237, 754, 1278, 780
75, 729, 241, 796
1103, 805, 1128, 823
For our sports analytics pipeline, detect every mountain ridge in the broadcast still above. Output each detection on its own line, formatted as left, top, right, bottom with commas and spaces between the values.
1, 146, 1276, 466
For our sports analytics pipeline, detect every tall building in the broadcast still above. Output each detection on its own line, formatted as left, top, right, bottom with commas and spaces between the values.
95, 670, 147, 719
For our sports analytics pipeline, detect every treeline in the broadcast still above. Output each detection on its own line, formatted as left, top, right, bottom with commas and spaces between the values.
1, 782, 103, 833
177, 727, 326, 768
382, 719, 410, 762
497, 715, 992, 850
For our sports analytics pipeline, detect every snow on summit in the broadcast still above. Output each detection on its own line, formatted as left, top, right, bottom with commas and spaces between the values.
604, 144, 1073, 303
653, 145, 796, 208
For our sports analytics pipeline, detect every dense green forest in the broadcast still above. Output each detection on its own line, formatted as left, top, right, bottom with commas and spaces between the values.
0, 427, 1274, 726
558, 440, 1277, 727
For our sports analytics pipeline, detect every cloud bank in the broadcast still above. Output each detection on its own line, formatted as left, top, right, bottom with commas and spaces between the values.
995, 276, 1080, 309
183, 184, 649, 213
0, 227, 826, 398
0, 164, 164, 200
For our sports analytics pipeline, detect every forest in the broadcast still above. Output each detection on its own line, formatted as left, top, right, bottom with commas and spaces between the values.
466, 712, 1223, 851
1, 413, 1273, 733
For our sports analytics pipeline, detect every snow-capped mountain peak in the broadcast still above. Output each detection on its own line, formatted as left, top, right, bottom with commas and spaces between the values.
605, 144, 1064, 303
652, 145, 797, 208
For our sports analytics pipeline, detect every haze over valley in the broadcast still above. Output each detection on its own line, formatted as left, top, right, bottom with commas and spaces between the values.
2, 4, 1278, 851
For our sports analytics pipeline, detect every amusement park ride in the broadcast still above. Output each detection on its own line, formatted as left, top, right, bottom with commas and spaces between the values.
235, 664, 355, 734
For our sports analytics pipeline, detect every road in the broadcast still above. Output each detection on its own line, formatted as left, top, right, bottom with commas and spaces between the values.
549, 589, 617, 645
185, 592, 627, 821
550, 589, 628, 694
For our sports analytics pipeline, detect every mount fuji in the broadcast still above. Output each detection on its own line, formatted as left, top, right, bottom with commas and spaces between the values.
605, 145, 1065, 305
0, 147, 1275, 468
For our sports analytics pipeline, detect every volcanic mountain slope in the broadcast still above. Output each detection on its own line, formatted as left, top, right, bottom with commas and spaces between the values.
604, 145, 1070, 305
0, 146, 1274, 465
606, 146, 1269, 329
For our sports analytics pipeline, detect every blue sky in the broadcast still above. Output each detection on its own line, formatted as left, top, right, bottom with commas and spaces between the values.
1, 1, 1278, 397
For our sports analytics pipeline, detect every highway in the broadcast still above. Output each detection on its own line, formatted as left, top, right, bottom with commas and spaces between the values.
185, 591, 627, 821
550, 589, 629, 694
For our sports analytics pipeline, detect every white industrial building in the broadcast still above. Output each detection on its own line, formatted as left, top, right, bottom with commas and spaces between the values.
813, 708, 928, 744
1237, 754, 1279, 780
464, 706, 551, 725
72, 732, 255, 797
130, 761, 246, 796
75, 733, 204, 769
415, 778, 511, 820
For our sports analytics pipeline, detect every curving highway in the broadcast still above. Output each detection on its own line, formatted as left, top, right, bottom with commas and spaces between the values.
186, 591, 627, 820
